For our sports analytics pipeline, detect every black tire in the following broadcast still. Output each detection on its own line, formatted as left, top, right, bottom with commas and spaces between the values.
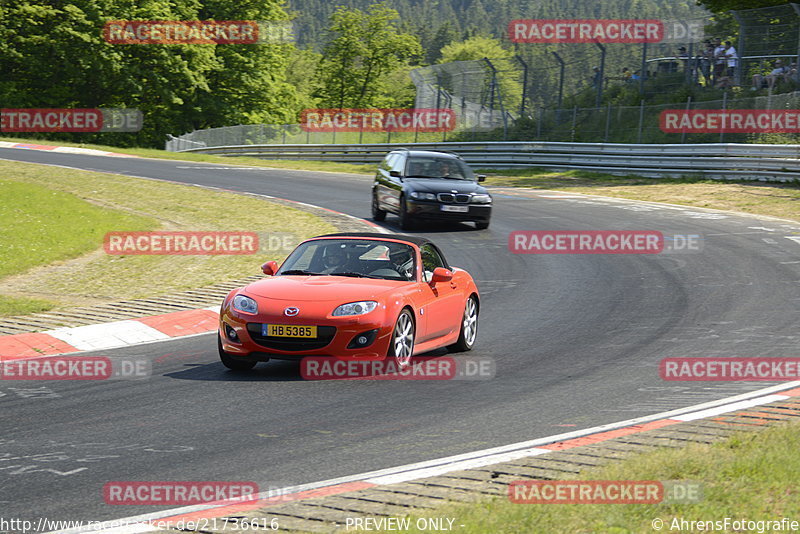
475, 221, 490, 230
399, 197, 415, 230
388, 309, 415, 367
448, 296, 478, 352
372, 191, 387, 221
218, 334, 257, 371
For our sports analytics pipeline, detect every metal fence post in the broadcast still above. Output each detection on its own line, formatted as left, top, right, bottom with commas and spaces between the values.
595, 42, 606, 107
681, 96, 692, 144
515, 55, 529, 116
571, 106, 578, 141
732, 10, 746, 88
640, 42, 648, 95
537, 107, 543, 140
552, 51, 565, 111
637, 100, 645, 143
720, 91, 728, 143
604, 102, 612, 142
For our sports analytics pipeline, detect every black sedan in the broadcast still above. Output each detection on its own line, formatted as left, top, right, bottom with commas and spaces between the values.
371, 149, 492, 230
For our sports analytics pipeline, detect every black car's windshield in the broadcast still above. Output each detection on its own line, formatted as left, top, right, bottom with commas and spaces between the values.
404, 156, 475, 180
277, 239, 416, 281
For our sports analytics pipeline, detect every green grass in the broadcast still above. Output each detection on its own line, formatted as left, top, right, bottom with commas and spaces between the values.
0, 160, 337, 316
0, 295, 59, 316
0, 180, 155, 279
366, 421, 800, 534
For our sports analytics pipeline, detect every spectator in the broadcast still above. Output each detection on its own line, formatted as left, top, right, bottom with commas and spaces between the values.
631, 70, 641, 81
724, 41, 738, 79
697, 41, 713, 85
591, 66, 602, 88
713, 37, 726, 80
752, 59, 788, 90
677, 46, 689, 60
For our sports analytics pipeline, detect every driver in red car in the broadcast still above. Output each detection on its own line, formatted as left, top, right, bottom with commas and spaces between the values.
320, 246, 349, 274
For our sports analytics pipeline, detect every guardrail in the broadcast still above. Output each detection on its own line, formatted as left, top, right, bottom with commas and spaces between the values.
176, 141, 800, 182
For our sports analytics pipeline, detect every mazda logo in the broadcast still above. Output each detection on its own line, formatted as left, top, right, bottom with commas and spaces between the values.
284, 307, 299, 317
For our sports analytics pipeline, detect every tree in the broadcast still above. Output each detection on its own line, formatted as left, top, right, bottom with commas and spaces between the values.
699, 0, 788, 12
315, 2, 422, 109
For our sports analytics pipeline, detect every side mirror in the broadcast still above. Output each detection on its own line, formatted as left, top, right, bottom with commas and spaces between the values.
477, 174, 486, 182
430, 267, 453, 284
261, 260, 279, 276
389, 170, 402, 178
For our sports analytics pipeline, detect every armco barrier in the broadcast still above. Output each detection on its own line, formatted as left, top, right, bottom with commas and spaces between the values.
174, 141, 800, 182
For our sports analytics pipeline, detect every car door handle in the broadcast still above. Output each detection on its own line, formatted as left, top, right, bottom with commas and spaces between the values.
450, 282, 457, 289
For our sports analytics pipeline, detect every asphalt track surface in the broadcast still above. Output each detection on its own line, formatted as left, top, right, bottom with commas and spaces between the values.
1, 149, 799, 525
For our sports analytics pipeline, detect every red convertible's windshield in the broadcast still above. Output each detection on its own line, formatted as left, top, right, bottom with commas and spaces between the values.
277, 239, 416, 281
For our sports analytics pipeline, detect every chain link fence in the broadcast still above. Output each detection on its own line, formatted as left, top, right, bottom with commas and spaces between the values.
167, 7, 800, 150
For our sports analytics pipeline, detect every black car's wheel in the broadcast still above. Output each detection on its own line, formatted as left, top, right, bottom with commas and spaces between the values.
399, 197, 415, 230
475, 221, 490, 230
388, 309, 415, 367
372, 191, 387, 221
448, 295, 478, 352
218, 334, 257, 371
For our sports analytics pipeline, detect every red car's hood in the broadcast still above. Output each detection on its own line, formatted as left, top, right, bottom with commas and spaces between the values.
243, 275, 405, 302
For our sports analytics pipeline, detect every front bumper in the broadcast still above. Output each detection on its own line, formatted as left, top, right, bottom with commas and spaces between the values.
219, 308, 393, 361
406, 199, 491, 222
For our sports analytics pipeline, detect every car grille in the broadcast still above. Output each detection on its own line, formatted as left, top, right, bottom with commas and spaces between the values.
437, 193, 471, 203
246, 324, 336, 352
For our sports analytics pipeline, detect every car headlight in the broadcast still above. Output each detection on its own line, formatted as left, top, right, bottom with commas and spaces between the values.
471, 194, 492, 204
332, 301, 378, 316
409, 191, 437, 200
233, 295, 258, 314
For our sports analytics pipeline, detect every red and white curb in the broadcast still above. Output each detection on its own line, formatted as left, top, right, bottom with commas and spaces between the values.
0, 141, 137, 158
53, 382, 800, 533
0, 307, 220, 360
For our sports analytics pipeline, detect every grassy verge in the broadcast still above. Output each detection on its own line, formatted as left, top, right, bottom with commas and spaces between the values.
0, 160, 336, 315
483, 168, 800, 222
368, 421, 800, 533
0, 135, 373, 175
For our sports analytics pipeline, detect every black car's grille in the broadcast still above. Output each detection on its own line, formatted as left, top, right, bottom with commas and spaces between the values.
246, 324, 336, 351
437, 193, 471, 203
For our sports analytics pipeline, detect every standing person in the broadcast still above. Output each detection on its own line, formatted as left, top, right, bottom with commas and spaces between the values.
724, 41, 738, 80
591, 66, 602, 88
713, 37, 726, 82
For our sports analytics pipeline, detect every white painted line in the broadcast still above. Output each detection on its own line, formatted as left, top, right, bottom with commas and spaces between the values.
366, 447, 551, 485
672, 394, 789, 421
785, 236, 800, 246
46, 321, 170, 351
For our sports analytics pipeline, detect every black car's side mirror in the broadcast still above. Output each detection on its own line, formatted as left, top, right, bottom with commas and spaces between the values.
477, 175, 486, 182
389, 170, 402, 178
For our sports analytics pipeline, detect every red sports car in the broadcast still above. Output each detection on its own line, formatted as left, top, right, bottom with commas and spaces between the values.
218, 232, 480, 370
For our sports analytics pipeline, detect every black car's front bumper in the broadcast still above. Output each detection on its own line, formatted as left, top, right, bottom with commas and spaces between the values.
406, 199, 491, 222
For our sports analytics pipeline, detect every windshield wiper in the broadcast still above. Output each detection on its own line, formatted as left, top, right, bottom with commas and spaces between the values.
280, 269, 324, 276
329, 271, 383, 279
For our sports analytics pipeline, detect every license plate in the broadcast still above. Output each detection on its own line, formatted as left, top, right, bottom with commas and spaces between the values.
441, 205, 469, 213
263, 324, 317, 338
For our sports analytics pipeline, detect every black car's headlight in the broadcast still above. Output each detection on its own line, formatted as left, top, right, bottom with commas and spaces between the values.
471, 194, 492, 204
409, 191, 437, 201
233, 295, 258, 314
